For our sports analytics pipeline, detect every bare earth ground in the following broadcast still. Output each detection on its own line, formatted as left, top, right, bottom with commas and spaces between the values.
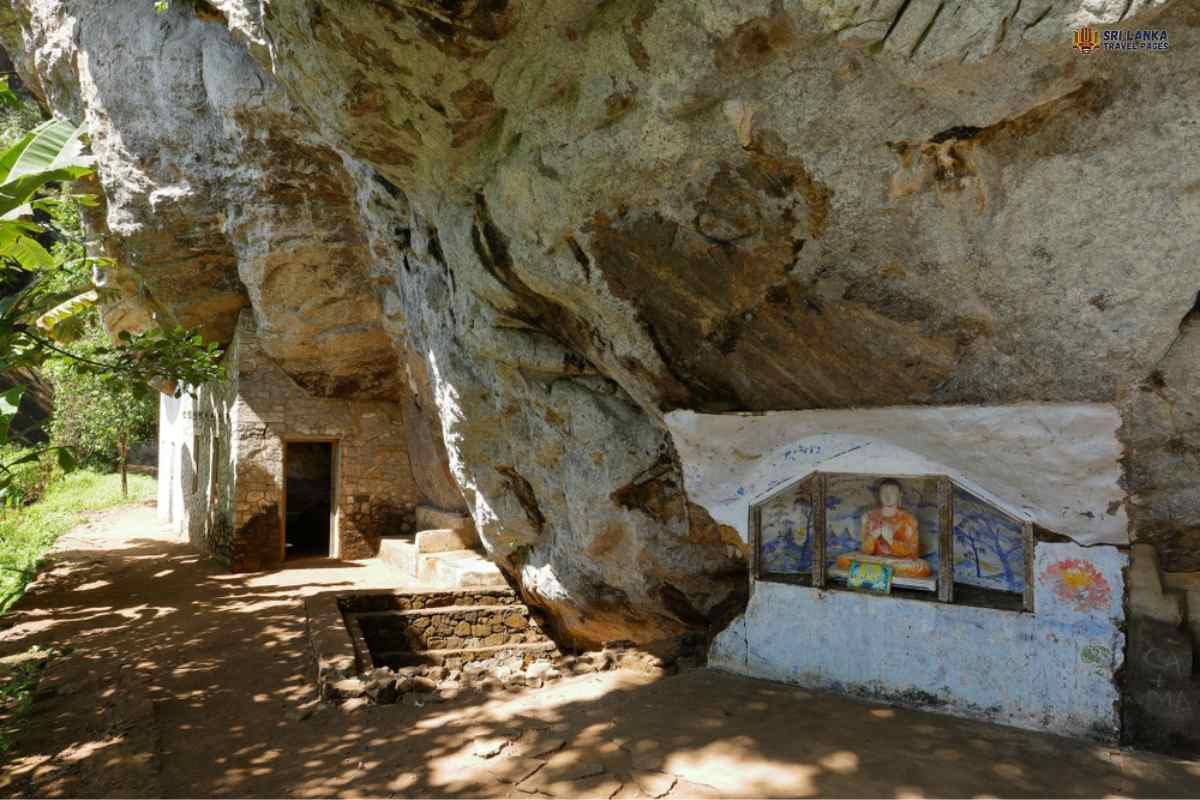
1, 505, 1198, 799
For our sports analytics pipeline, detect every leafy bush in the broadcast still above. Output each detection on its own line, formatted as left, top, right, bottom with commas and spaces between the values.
0, 443, 52, 507
0, 97, 42, 152
43, 318, 157, 470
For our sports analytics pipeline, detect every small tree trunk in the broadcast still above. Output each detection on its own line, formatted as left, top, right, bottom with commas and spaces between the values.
118, 428, 128, 499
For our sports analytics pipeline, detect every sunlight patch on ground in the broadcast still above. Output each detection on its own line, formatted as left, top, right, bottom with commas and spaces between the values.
660, 739, 820, 797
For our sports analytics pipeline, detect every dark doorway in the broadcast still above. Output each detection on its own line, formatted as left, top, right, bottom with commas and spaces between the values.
285, 442, 333, 559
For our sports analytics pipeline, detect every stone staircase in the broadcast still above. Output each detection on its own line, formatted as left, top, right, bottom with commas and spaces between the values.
377, 506, 506, 589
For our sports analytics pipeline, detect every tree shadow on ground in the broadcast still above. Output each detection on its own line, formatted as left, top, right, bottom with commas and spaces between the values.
0, 521, 1198, 799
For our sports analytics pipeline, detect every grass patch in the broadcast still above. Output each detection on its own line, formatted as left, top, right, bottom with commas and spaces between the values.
0, 471, 154, 614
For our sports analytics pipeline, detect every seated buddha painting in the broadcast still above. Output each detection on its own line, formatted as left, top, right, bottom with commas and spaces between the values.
831, 477, 936, 585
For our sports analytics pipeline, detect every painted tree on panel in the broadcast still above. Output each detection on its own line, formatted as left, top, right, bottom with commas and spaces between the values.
952, 488, 1025, 593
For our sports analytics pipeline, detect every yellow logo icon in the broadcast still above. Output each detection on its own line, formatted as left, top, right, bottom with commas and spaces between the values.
1073, 27, 1100, 53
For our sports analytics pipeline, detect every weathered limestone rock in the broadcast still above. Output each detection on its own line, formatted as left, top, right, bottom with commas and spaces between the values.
1122, 313, 1200, 572
2, 1, 1199, 664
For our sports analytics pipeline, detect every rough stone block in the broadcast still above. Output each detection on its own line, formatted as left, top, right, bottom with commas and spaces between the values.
416, 528, 476, 553
328, 678, 366, 700
1131, 544, 1185, 626
416, 506, 475, 533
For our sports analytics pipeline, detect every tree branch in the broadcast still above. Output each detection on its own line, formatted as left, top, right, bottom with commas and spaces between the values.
18, 330, 119, 371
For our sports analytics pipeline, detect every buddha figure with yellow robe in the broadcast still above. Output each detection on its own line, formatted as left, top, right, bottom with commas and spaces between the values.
835, 479, 932, 579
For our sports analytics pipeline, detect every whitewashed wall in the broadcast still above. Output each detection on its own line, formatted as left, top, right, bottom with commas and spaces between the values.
711, 542, 1127, 739
156, 362, 239, 552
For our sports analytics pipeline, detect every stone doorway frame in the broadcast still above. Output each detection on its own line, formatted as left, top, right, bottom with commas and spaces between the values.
280, 437, 342, 561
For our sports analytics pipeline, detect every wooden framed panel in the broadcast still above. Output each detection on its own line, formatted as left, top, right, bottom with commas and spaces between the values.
1022, 521, 1035, 612
813, 474, 827, 589
938, 476, 954, 603
755, 474, 819, 586
751, 470, 1032, 613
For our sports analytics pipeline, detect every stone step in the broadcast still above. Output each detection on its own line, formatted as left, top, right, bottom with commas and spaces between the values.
339, 590, 518, 613
355, 604, 544, 651
1131, 544, 1185, 626
419, 549, 507, 588
1126, 676, 1200, 753
377, 536, 419, 577
415, 505, 475, 535
1130, 618, 1194, 686
415, 527, 479, 553
353, 603, 534, 619
1163, 572, 1200, 673
368, 628, 544, 652
374, 640, 560, 670
376, 536, 505, 590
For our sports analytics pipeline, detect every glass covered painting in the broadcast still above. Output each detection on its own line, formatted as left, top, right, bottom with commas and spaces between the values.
825, 474, 940, 590
758, 477, 815, 576
753, 470, 1032, 609
952, 486, 1026, 594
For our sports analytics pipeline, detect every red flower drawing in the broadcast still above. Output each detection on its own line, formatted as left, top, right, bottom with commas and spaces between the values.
1040, 558, 1111, 613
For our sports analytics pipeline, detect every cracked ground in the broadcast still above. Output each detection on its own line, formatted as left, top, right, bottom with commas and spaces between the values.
1, 503, 1199, 798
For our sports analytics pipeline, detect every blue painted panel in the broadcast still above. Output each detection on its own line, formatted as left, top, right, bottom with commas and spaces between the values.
759, 482, 814, 573
953, 486, 1025, 593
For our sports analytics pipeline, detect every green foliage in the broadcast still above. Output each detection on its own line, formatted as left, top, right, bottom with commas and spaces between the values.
0, 470, 155, 614
0, 115, 106, 382
0, 110, 226, 500
0, 118, 93, 270
43, 319, 156, 470
0, 387, 72, 505
0, 443, 52, 507
0, 88, 43, 154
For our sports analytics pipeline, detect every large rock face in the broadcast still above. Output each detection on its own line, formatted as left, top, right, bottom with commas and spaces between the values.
2, 0, 1198, 646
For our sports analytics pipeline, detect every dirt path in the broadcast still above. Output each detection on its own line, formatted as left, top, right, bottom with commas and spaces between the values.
0, 503, 1198, 798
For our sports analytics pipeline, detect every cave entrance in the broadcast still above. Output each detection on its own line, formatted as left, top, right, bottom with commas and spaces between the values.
284, 441, 336, 559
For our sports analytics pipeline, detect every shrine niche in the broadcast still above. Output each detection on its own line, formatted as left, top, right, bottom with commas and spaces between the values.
679, 405, 1129, 741
752, 471, 1033, 610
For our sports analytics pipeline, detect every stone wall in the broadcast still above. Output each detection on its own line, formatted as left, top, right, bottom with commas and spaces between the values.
229, 311, 419, 568
160, 311, 420, 570
319, 589, 693, 706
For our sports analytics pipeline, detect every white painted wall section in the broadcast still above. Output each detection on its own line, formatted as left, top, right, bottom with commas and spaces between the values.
710, 542, 1128, 739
